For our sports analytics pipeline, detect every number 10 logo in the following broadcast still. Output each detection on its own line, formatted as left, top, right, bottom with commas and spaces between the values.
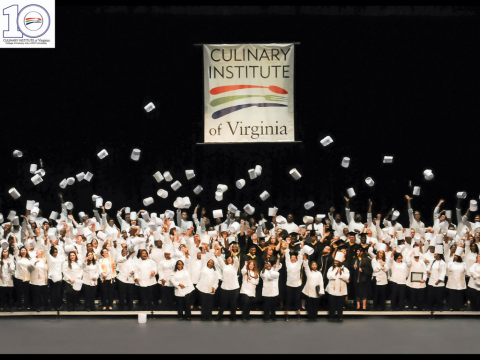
3, 4, 51, 38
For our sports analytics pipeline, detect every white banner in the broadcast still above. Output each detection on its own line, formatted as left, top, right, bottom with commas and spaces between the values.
204, 43, 294, 143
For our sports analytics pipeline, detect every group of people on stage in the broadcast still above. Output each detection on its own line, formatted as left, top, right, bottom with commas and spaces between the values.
1, 193, 479, 323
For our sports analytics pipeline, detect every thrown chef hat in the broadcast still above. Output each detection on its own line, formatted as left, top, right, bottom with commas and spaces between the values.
334, 252, 344, 262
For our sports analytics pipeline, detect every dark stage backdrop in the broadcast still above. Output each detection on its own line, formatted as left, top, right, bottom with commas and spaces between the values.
1, 6, 479, 226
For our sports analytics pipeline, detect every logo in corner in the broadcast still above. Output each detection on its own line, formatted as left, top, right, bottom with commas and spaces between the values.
18, 5, 50, 38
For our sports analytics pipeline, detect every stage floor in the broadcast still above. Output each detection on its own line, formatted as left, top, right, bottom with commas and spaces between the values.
2, 317, 480, 354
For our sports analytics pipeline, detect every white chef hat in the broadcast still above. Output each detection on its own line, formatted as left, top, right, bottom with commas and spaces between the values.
334, 252, 344, 262
303, 245, 314, 255
268, 207, 278, 216
455, 247, 464, 257
413, 248, 420, 257
434, 245, 443, 254
375, 243, 386, 252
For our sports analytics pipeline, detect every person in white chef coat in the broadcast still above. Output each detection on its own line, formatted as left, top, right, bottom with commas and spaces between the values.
214, 247, 240, 322
13, 246, 33, 311
47, 246, 64, 311
171, 259, 194, 320
62, 252, 83, 311
446, 247, 467, 311
302, 255, 324, 322
240, 259, 259, 322
30, 248, 48, 312
0, 248, 15, 312
261, 258, 282, 322
406, 247, 427, 310
196, 246, 219, 321
82, 251, 99, 312
134, 249, 157, 311
326, 252, 350, 322
116, 247, 136, 311
426, 245, 446, 311
467, 254, 480, 311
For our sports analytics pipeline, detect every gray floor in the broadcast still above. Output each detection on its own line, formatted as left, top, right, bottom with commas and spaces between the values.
2, 316, 480, 354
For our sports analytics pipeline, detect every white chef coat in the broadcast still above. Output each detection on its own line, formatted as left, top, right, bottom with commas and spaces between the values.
280, 222, 298, 234
326, 265, 350, 296
116, 255, 135, 284
446, 261, 466, 290
372, 258, 390, 285
62, 261, 83, 285
285, 248, 303, 288
15, 256, 33, 282
406, 258, 427, 289
134, 258, 157, 287
468, 263, 480, 291
83, 262, 100, 286
240, 265, 259, 297
302, 260, 324, 298
388, 259, 409, 285
408, 208, 425, 234
261, 263, 282, 297
30, 259, 48, 286
328, 213, 348, 237
158, 258, 176, 287
47, 252, 64, 282
170, 269, 194, 297
218, 256, 239, 290
427, 260, 446, 287
0, 257, 15, 287
196, 257, 219, 294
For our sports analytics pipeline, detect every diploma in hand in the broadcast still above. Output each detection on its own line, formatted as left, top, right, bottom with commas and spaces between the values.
411, 272, 424, 282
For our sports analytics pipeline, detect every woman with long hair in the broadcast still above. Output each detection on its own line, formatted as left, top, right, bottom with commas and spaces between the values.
116, 247, 136, 311
62, 252, 83, 311
82, 251, 99, 311
261, 258, 282, 322
30, 248, 48, 312
0, 248, 15, 312
426, 247, 446, 311
240, 259, 259, 321
13, 246, 32, 310
302, 254, 324, 322
196, 246, 219, 321
326, 252, 350, 322
446, 251, 467, 311
98, 247, 116, 311
171, 259, 194, 320
214, 247, 240, 322
371, 249, 389, 311
134, 249, 157, 311
468, 254, 480, 311
47, 246, 64, 311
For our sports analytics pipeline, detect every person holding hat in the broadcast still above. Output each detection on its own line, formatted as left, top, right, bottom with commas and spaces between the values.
405, 196, 425, 234
215, 246, 240, 321
302, 254, 324, 321
196, 245, 219, 321
260, 258, 282, 322
426, 247, 446, 311
326, 251, 350, 322
384, 209, 403, 232
446, 246, 467, 311
99, 246, 116, 311
406, 245, 427, 310
467, 254, 480, 310
284, 240, 304, 321
353, 247, 372, 310
46, 245, 64, 311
